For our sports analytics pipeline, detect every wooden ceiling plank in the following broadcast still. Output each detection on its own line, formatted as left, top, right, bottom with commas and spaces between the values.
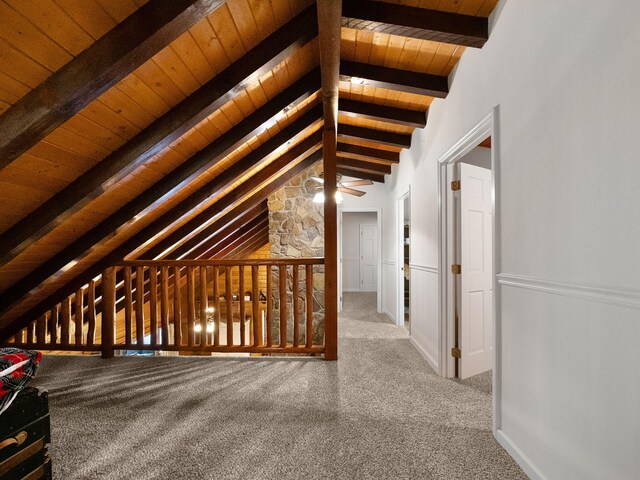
338, 123, 412, 149
0, 9, 320, 267
0, 95, 322, 319
0, 150, 322, 341
336, 158, 392, 175
0, 0, 225, 168
338, 98, 427, 128
336, 167, 385, 183
340, 60, 448, 98
342, 0, 488, 48
337, 142, 400, 164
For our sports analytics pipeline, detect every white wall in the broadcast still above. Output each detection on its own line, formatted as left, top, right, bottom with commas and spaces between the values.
341, 212, 377, 291
384, 1, 640, 478
461, 146, 491, 169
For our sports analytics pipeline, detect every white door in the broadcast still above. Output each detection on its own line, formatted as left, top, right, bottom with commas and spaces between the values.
360, 224, 377, 292
459, 163, 493, 379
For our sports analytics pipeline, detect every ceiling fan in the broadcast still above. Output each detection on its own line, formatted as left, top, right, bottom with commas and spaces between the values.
309, 173, 373, 202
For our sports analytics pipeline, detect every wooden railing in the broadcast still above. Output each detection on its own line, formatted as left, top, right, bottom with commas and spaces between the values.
8, 258, 326, 357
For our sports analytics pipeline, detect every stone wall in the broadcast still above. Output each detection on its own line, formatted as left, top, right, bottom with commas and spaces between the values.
267, 162, 324, 345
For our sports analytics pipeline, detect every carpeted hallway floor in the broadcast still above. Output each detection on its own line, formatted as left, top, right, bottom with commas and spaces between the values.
32, 292, 526, 479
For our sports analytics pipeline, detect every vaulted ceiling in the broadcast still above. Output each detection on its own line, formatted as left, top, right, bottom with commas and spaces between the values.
0, 0, 498, 339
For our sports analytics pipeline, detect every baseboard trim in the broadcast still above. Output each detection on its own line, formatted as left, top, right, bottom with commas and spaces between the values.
495, 429, 546, 480
497, 273, 640, 310
409, 336, 438, 372
409, 264, 438, 274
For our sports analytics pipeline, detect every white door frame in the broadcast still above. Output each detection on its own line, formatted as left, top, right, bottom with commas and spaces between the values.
396, 190, 410, 327
437, 106, 501, 434
338, 207, 382, 313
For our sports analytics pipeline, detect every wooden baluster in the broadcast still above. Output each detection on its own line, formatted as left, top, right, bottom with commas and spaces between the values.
279, 265, 287, 348
173, 266, 182, 347
36, 314, 46, 345
26, 322, 34, 345
101, 267, 116, 358
135, 267, 145, 345
149, 267, 158, 347
160, 267, 170, 347
306, 264, 314, 348
124, 267, 133, 347
187, 266, 195, 348
199, 266, 207, 348
213, 266, 220, 346
225, 266, 233, 346
239, 265, 245, 346
266, 265, 272, 347
74, 288, 84, 345
293, 265, 300, 348
61, 296, 71, 346
252, 265, 260, 346
87, 280, 96, 346
49, 305, 58, 345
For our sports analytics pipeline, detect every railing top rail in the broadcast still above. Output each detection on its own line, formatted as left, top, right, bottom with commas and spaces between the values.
116, 258, 325, 268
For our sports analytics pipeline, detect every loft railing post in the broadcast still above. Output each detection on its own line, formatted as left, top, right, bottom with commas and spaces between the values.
101, 267, 116, 359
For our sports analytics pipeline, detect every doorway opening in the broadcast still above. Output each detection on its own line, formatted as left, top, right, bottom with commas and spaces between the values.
437, 107, 501, 436
397, 191, 410, 330
338, 208, 382, 314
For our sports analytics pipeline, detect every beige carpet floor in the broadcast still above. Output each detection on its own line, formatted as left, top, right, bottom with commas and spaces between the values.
32, 292, 526, 479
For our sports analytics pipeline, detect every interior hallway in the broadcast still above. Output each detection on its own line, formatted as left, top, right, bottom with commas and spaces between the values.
32, 292, 525, 479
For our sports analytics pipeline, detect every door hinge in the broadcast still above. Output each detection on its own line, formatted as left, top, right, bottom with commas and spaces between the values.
451, 264, 461, 275
451, 347, 461, 358
451, 180, 460, 191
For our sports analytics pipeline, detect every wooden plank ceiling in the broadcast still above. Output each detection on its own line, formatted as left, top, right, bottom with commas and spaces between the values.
0, 0, 499, 339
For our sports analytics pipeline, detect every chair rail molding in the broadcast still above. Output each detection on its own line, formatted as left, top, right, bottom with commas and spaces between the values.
497, 273, 640, 310
409, 263, 438, 274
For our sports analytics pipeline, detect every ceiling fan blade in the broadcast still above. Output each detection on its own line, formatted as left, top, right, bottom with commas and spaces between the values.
338, 187, 366, 197
341, 179, 373, 187
309, 176, 324, 184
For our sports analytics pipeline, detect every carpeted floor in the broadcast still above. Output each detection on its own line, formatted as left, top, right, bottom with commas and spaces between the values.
32, 292, 526, 479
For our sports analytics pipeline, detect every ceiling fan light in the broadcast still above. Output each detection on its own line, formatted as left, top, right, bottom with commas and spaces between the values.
313, 191, 325, 203
335, 191, 344, 204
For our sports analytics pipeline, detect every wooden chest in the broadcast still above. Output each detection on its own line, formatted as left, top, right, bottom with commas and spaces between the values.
0, 388, 52, 480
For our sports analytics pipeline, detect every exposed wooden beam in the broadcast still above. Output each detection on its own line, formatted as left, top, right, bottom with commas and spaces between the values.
336, 158, 392, 175
0, 150, 323, 341
317, 0, 341, 361
337, 142, 399, 164
0, 90, 322, 319
222, 230, 270, 260
0, 0, 225, 169
170, 202, 268, 259
338, 124, 411, 149
339, 99, 427, 128
194, 211, 268, 260
337, 167, 385, 183
209, 218, 269, 259
342, 0, 488, 48
139, 129, 322, 260
341, 60, 448, 98
0, 7, 319, 268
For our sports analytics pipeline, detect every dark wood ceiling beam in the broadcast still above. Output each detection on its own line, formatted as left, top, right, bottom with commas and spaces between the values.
338, 99, 427, 128
0, 88, 322, 320
0, 0, 225, 169
230, 232, 270, 259
342, 0, 488, 48
0, 7, 319, 268
336, 167, 385, 183
341, 60, 448, 98
338, 124, 411, 149
169, 202, 268, 260
139, 129, 322, 260
337, 142, 399, 164
336, 158, 391, 175
0, 149, 322, 341
208, 218, 269, 259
